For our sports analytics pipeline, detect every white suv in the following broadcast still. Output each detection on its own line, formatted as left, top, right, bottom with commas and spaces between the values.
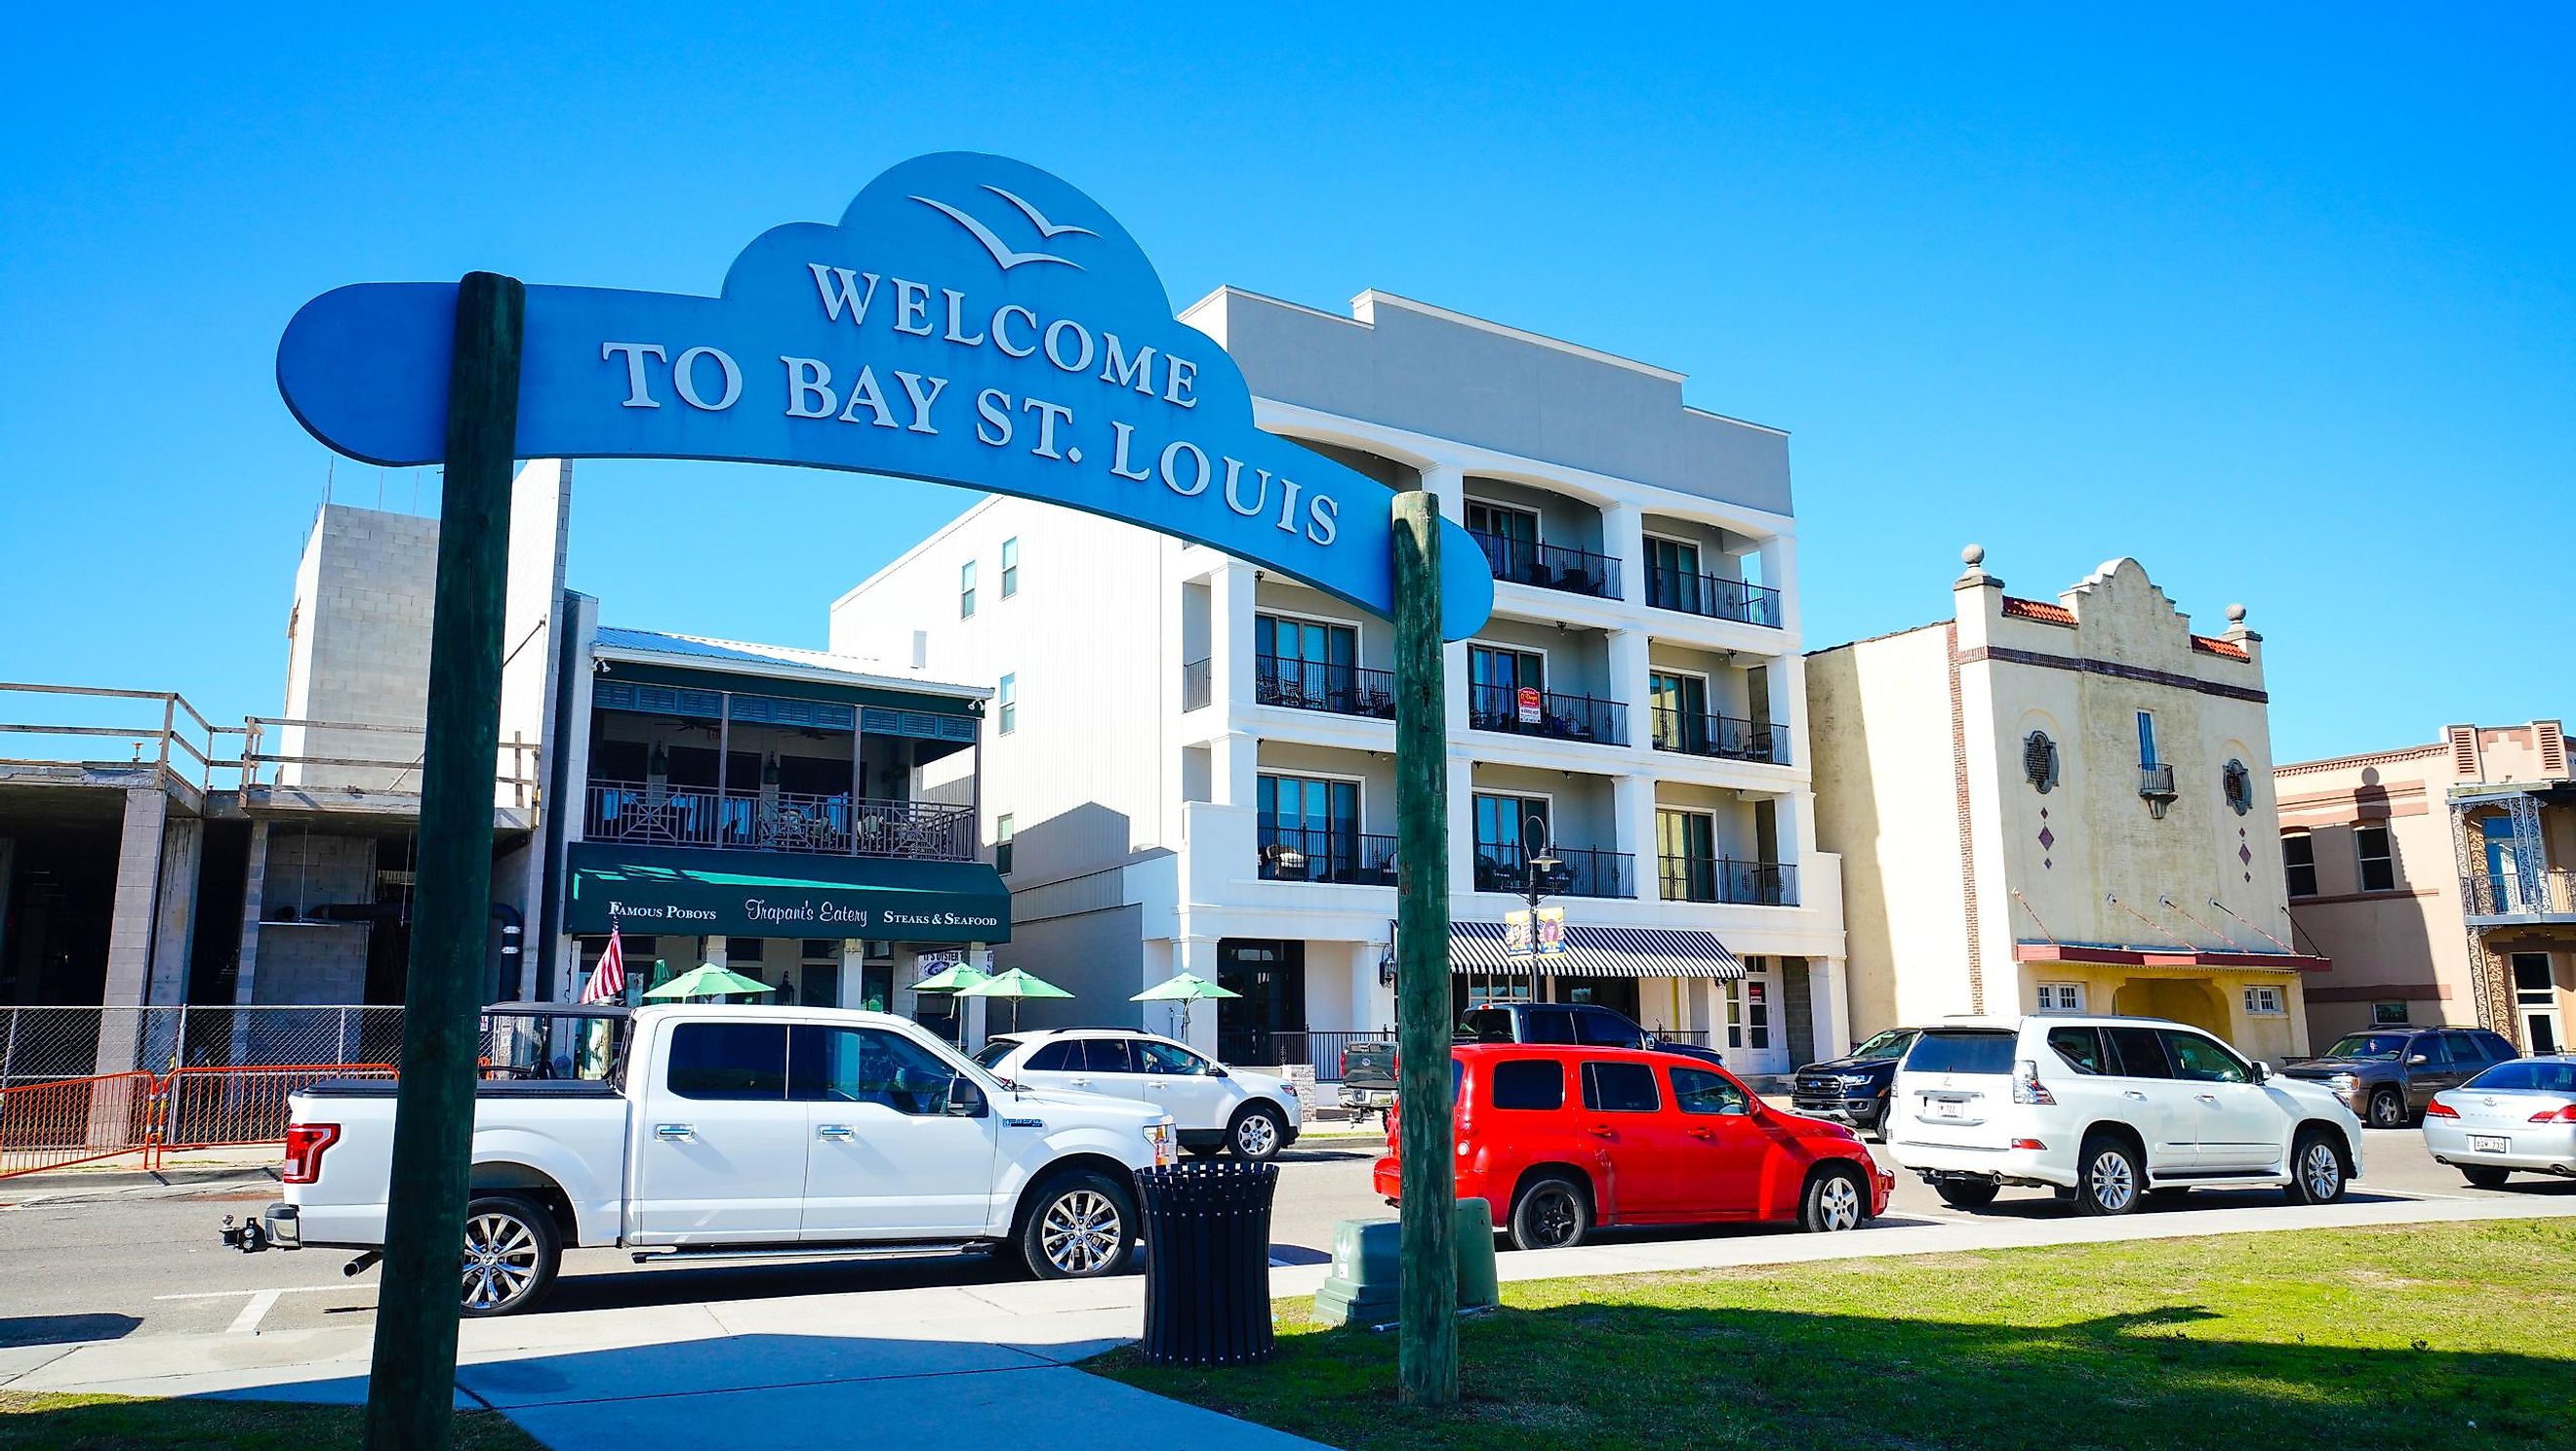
1887, 1015, 2363, 1214
973, 1029, 1303, 1161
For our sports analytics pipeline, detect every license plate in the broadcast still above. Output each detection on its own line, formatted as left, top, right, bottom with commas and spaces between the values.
2470, 1135, 2509, 1153
1935, 1099, 1962, 1119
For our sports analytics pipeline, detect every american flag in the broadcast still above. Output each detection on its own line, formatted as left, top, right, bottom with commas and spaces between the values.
581, 926, 627, 1005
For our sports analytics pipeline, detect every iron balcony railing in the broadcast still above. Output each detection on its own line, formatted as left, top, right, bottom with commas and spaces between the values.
1658, 855, 1800, 907
584, 781, 975, 862
1650, 707, 1790, 764
1254, 656, 1398, 719
1216, 1028, 1391, 1083
1256, 826, 1400, 885
1468, 531, 1623, 601
1467, 683, 1628, 746
2462, 868, 2576, 920
1644, 566, 1783, 628
1472, 843, 1631, 899
1181, 657, 1212, 712
2139, 764, 2178, 799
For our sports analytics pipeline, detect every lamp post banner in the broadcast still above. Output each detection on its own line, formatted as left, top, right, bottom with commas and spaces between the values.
277, 151, 1494, 638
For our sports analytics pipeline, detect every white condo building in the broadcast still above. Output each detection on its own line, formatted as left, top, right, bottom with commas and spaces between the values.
830, 289, 1847, 1081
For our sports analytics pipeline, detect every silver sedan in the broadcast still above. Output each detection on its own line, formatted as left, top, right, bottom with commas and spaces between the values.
2422, 1054, 2576, 1187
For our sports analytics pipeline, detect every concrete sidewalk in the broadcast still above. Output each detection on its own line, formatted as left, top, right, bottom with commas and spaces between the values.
8, 1189, 2571, 1448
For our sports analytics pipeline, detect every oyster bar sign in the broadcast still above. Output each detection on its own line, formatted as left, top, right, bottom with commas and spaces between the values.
275, 151, 1494, 636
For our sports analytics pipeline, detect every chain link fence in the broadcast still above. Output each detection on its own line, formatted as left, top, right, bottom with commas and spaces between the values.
0, 1005, 409, 1090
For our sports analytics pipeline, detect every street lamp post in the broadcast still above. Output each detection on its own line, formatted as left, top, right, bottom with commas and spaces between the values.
1517, 815, 1563, 1002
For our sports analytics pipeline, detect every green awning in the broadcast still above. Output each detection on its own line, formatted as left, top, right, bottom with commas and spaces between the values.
566, 843, 1009, 943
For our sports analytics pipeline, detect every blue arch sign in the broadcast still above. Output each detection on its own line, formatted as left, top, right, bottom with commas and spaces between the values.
277, 151, 1493, 637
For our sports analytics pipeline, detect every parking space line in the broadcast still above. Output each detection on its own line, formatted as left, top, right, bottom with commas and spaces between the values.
226, 1289, 283, 1334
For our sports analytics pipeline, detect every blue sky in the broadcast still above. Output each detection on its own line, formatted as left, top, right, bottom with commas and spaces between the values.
1, 6, 2567, 763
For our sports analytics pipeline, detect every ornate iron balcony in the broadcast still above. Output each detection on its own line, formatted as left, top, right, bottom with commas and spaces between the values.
584, 781, 976, 862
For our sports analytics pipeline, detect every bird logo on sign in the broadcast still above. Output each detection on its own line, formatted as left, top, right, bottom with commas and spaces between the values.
911, 184, 1097, 270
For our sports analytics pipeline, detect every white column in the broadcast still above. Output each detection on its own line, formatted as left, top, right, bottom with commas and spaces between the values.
1417, 461, 1466, 520
1606, 626, 1653, 754
840, 939, 867, 1012
1211, 731, 1261, 808
1175, 936, 1222, 1054
1448, 751, 1479, 897
1613, 774, 1660, 901
1208, 560, 1258, 711
1810, 956, 1852, 1059
1601, 502, 1646, 605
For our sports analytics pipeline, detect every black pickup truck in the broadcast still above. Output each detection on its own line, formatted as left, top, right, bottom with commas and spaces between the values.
1790, 1028, 1922, 1139
1337, 1003, 1723, 1122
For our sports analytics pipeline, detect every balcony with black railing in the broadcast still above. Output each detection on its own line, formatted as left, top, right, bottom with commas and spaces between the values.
1650, 707, 1790, 765
1472, 842, 1632, 899
1181, 657, 1211, 712
1658, 855, 1799, 907
1256, 825, 1400, 885
1254, 656, 1397, 719
1645, 565, 1783, 628
584, 781, 977, 862
1468, 531, 1622, 601
1468, 683, 1628, 746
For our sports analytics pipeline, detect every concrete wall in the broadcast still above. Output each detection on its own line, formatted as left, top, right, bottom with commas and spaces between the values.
1807, 625, 1969, 1036
1180, 288, 1792, 517
245, 831, 378, 1005
280, 505, 440, 791
988, 903, 1147, 1033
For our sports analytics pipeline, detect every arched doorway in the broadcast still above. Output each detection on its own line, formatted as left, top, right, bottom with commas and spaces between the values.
2113, 977, 2227, 1035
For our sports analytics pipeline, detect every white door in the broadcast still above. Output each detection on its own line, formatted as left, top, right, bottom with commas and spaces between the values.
1133, 1038, 1234, 1133
2098, 1025, 2201, 1174
1009, 1036, 1100, 1097
794, 1024, 1000, 1239
2163, 1029, 2279, 1171
632, 1020, 809, 1244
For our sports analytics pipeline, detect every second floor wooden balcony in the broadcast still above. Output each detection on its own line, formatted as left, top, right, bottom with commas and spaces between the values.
584, 780, 976, 862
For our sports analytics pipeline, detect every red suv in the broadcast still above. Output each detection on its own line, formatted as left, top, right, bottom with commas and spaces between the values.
1374, 1044, 1893, 1250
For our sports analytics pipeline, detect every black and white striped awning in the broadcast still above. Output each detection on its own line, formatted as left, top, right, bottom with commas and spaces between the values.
1447, 921, 1742, 980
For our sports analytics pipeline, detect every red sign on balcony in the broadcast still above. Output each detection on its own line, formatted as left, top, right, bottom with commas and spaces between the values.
1515, 686, 1543, 725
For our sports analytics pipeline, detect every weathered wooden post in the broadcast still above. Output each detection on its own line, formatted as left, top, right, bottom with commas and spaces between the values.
363, 270, 523, 1451
1389, 490, 1460, 1406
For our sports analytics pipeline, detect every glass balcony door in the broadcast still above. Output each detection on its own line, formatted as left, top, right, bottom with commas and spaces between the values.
1658, 808, 1718, 901
1472, 792, 1552, 892
1259, 773, 1360, 881
1466, 501, 1543, 584
1646, 537, 1703, 611
1259, 614, 1358, 711
1649, 671, 1711, 752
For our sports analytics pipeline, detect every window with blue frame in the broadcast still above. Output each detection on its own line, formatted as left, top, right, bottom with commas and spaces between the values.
1258, 774, 1359, 881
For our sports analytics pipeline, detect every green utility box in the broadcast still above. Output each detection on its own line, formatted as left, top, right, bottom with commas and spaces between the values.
1311, 1201, 1502, 1328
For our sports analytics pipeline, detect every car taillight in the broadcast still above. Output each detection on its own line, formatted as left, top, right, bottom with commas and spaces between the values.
2425, 1100, 2460, 1118
2529, 1104, 2576, 1124
1339, 1046, 1351, 1075
2011, 1060, 2056, 1107
282, 1122, 340, 1184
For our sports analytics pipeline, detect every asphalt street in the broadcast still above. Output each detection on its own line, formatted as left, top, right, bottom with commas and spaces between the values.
3, 1122, 2567, 1350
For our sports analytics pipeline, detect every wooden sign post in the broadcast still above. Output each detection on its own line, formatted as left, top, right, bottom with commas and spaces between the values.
1389, 490, 1460, 1406
363, 271, 523, 1451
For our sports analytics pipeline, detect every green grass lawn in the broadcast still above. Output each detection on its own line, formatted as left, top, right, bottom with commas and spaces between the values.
0, 1393, 543, 1450
1098, 1219, 2576, 1451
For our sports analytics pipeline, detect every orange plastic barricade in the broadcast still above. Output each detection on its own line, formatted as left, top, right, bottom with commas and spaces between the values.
152, 1064, 396, 1167
0, 1070, 161, 1179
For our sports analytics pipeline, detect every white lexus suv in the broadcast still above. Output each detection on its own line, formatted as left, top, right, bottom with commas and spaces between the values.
1887, 1014, 2363, 1215
973, 1029, 1303, 1161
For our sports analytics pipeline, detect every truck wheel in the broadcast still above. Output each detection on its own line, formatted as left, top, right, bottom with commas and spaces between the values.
1021, 1170, 1136, 1279
460, 1193, 560, 1317
1228, 1105, 1286, 1161
2367, 1089, 2406, 1129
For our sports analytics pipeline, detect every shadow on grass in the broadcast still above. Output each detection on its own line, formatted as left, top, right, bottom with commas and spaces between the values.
1107, 1297, 2576, 1451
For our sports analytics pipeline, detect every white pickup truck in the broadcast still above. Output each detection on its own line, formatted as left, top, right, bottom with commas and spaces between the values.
232, 1004, 1178, 1315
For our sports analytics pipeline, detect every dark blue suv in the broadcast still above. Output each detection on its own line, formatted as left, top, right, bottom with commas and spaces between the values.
1791, 1028, 1922, 1138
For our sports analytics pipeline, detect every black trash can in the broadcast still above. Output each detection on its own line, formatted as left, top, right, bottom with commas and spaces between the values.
1136, 1159, 1279, 1367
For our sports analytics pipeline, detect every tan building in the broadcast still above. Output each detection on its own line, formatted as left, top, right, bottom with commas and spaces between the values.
1808, 548, 2324, 1064
2275, 721, 2572, 1052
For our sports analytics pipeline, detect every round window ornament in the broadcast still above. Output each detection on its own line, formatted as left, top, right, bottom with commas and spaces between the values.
2024, 731, 2060, 793
2222, 759, 2253, 816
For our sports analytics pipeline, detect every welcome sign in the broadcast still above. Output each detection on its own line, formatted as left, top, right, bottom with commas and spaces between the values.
275, 151, 1494, 637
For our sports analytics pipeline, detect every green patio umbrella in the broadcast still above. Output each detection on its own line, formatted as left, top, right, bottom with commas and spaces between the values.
1130, 971, 1239, 1041
955, 967, 1074, 1033
909, 958, 992, 993
642, 962, 777, 1002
